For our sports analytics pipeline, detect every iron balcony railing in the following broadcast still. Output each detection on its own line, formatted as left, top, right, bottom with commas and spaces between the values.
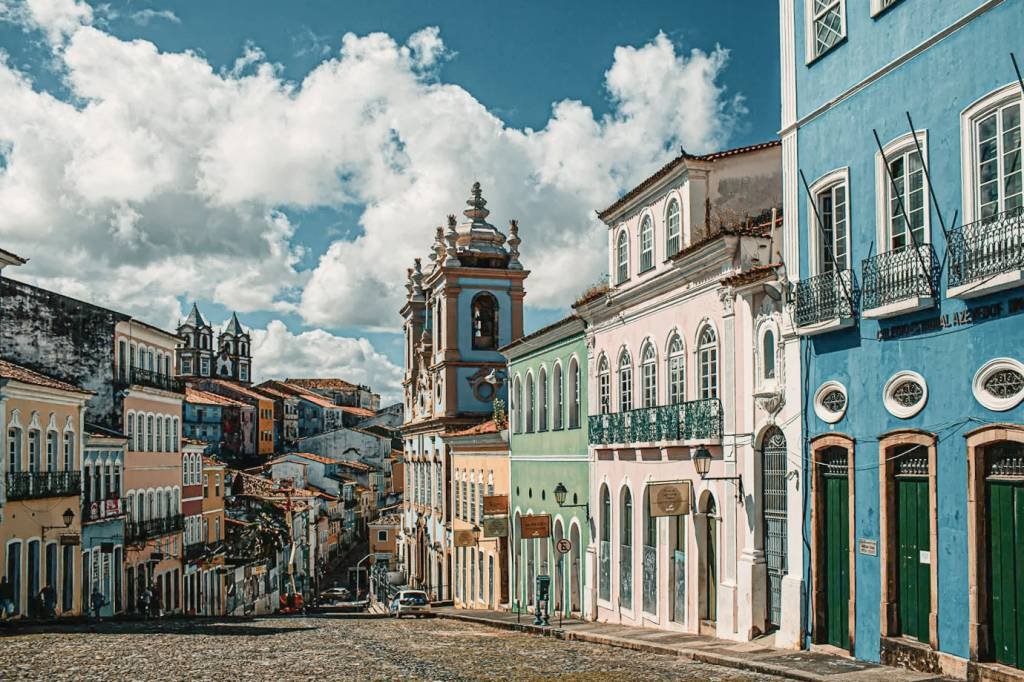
6, 471, 81, 500
587, 398, 722, 446
948, 206, 1024, 290
125, 514, 184, 543
116, 367, 184, 394
794, 269, 858, 328
82, 496, 124, 523
861, 244, 939, 311
184, 541, 208, 562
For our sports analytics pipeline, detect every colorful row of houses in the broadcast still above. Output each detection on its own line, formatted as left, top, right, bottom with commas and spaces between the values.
400, 3, 1024, 678
0, 252, 400, 620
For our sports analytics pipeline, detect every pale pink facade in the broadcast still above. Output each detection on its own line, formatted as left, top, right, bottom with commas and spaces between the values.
578, 141, 802, 646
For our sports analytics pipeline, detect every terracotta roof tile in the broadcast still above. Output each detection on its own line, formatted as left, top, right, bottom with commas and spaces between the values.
449, 419, 501, 436
597, 140, 781, 221
285, 378, 358, 391
288, 452, 336, 466
719, 263, 781, 288
0, 358, 91, 395
186, 387, 249, 408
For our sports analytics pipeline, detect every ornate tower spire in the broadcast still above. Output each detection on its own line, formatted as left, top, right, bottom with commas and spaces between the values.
405, 266, 414, 298
455, 182, 506, 255
430, 226, 446, 270
411, 258, 425, 300
444, 214, 462, 267
507, 219, 523, 270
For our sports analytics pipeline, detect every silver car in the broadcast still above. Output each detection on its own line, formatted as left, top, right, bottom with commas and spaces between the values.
389, 590, 431, 618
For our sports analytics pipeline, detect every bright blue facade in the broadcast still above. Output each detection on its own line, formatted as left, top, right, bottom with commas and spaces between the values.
788, 0, 1024, 672
183, 401, 222, 454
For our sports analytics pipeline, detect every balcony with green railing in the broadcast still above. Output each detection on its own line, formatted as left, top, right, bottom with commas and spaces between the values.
588, 398, 722, 446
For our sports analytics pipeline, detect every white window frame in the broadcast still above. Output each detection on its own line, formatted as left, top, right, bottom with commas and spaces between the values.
870, 0, 901, 17
665, 198, 682, 256
805, 0, 846, 64
882, 370, 928, 419
615, 229, 630, 284
617, 349, 633, 413
807, 168, 852, 276
697, 325, 718, 400
552, 362, 563, 431
639, 215, 655, 273
960, 82, 1023, 225
598, 356, 611, 415
813, 380, 848, 424
875, 131, 931, 252
972, 357, 1024, 412
640, 342, 657, 408
667, 334, 685, 405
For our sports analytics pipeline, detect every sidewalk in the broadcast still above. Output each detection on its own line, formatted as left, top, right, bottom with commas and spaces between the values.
433, 607, 949, 682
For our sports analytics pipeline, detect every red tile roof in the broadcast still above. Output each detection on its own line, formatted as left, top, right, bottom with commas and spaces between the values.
340, 405, 374, 418
203, 379, 272, 403
336, 460, 374, 472
0, 358, 91, 395
450, 419, 501, 437
288, 452, 336, 466
286, 378, 358, 391
186, 387, 249, 408
597, 140, 781, 220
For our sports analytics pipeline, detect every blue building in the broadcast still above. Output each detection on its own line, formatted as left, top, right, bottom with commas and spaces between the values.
82, 429, 127, 617
782, 0, 1024, 676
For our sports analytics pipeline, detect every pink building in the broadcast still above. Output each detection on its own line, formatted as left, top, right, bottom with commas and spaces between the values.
576, 141, 801, 646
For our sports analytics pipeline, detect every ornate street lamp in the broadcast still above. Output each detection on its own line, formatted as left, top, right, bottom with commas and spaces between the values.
552, 482, 589, 521
691, 446, 744, 501
42, 508, 76, 539
471, 524, 481, 545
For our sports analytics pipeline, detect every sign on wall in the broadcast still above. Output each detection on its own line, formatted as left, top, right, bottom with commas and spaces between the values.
483, 495, 509, 516
483, 516, 509, 538
648, 481, 693, 517
454, 529, 477, 547
522, 514, 551, 538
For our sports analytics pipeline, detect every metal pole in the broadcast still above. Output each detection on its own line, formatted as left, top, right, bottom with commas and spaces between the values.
1012, 52, 1024, 92
904, 112, 949, 238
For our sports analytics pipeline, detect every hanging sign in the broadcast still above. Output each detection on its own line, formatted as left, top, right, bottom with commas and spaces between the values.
483, 495, 508, 516
522, 514, 551, 538
454, 529, 476, 547
482, 516, 509, 538
648, 481, 693, 517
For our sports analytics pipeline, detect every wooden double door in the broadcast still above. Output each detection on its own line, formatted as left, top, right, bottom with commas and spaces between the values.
987, 443, 1024, 670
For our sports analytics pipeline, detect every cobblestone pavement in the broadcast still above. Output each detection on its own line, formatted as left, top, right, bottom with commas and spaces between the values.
0, 616, 786, 681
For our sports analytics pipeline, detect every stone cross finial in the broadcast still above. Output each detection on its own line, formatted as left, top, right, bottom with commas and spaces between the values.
444, 214, 461, 267
507, 219, 523, 270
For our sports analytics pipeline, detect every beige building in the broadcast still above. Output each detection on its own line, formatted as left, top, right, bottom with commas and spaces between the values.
449, 420, 510, 611
1, 358, 91, 618
115, 319, 185, 614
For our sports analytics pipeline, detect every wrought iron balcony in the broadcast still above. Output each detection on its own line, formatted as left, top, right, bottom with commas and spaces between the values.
125, 514, 184, 543
6, 471, 81, 500
184, 541, 208, 562
116, 367, 184, 394
82, 497, 124, 523
861, 244, 938, 313
587, 398, 722, 446
948, 206, 1024, 293
794, 269, 857, 328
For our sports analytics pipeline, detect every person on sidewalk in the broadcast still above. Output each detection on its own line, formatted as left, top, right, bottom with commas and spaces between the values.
90, 588, 107, 621
138, 586, 151, 619
0, 576, 14, 622
40, 584, 56, 619
150, 585, 162, 618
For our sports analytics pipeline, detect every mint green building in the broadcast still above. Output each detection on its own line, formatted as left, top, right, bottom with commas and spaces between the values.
503, 315, 589, 618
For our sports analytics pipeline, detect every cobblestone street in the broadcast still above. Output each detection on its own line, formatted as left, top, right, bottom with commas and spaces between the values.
0, 616, 784, 681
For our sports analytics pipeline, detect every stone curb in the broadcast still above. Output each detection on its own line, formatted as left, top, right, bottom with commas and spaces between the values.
434, 612, 947, 682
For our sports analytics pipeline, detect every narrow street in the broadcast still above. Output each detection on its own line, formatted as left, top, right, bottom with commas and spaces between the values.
0, 616, 784, 681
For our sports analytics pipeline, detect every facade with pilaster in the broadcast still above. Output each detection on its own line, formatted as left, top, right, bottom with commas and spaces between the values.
399, 182, 527, 601
576, 141, 800, 643
782, 0, 1024, 676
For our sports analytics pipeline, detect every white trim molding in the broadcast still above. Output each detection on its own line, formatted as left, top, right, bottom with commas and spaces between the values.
813, 380, 848, 424
972, 357, 1024, 412
882, 370, 928, 419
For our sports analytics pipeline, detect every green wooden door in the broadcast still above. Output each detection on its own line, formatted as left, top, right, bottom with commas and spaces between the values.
896, 477, 930, 641
823, 464, 850, 649
989, 480, 1024, 670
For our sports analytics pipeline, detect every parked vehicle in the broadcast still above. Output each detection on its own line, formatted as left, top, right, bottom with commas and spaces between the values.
389, 590, 430, 618
320, 587, 351, 602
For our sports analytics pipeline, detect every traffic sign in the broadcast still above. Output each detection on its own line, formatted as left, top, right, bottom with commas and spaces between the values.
555, 538, 571, 554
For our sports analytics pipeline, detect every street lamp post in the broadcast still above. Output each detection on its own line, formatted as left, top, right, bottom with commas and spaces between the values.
42, 508, 75, 538
691, 446, 743, 501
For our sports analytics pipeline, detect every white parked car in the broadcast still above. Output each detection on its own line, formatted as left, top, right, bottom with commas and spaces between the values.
389, 590, 431, 618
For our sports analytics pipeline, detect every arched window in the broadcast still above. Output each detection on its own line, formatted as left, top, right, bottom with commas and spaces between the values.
641, 343, 657, 408
762, 329, 776, 381
28, 429, 40, 472
639, 216, 654, 272
616, 231, 629, 284
538, 368, 548, 432
6, 426, 22, 473
569, 358, 581, 429
599, 484, 611, 601
62, 431, 74, 470
525, 373, 535, 433
598, 355, 611, 415
620, 486, 633, 609
45, 431, 57, 471
698, 326, 719, 399
471, 293, 499, 350
165, 416, 172, 452
512, 376, 522, 434
155, 417, 163, 453
552, 363, 564, 430
172, 418, 179, 451
618, 350, 633, 412
136, 413, 144, 453
126, 412, 134, 453
666, 199, 681, 255
668, 335, 685, 404
146, 415, 154, 452
643, 486, 658, 613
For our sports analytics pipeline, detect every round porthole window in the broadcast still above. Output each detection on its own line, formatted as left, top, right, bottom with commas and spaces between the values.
883, 371, 927, 419
973, 358, 1024, 411
813, 381, 848, 424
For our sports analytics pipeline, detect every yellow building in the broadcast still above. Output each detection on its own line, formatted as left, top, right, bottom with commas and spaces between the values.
448, 419, 510, 611
1, 358, 91, 618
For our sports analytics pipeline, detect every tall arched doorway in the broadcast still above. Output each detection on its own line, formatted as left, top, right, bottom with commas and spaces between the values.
569, 522, 582, 614
702, 493, 718, 626
762, 426, 788, 631
513, 512, 522, 606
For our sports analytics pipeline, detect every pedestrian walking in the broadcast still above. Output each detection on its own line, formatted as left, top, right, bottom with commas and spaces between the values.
0, 576, 14, 623
90, 588, 106, 621
40, 584, 56, 619
151, 585, 162, 618
139, 585, 151, 619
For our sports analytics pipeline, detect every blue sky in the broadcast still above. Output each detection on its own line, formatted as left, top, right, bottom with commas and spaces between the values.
0, 0, 780, 400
